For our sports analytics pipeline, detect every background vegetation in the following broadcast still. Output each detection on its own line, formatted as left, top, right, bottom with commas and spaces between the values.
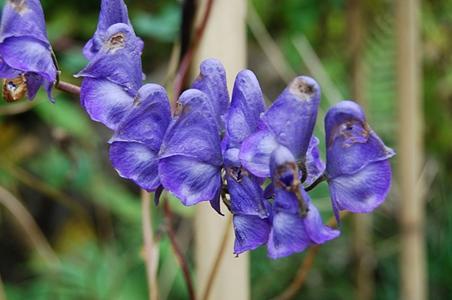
0, 0, 450, 299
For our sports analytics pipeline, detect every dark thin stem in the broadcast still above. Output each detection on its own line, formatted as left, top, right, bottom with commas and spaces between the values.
163, 199, 196, 300
305, 174, 327, 192
201, 214, 233, 300
55, 80, 81, 95
173, 0, 214, 108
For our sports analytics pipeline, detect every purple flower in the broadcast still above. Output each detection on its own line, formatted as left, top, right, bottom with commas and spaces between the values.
240, 76, 323, 180
83, 0, 133, 60
0, 0, 57, 101
158, 59, 228, 214
76, 23, 144, 130
325, 101, 395, 221
158, 89, 223, 213
191, 58, 229, 131
267, 145, 339, 259
223, 70, 271, 254
109, 84, 171, 191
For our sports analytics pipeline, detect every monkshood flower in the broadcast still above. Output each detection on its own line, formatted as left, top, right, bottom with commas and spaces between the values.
158, 88, 224, 213
240, 76, 323, 182
267, 145, 339, 259
223, 70, 271, 254
158, 59, 228, 214
83, 0, 133, 60
76, 23, 144, 130
0, 0, 57, 101
109, 84, 171, 192
325, 101, 395, 221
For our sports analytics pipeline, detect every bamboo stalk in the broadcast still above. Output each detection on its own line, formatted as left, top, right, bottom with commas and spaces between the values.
347, 1, 375, 299
193, 0, 249, 299
396, 0, 426, 299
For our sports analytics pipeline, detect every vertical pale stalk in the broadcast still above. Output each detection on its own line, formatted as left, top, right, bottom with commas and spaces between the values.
142, 190, 159, 300
396, 0, 426, 300
347, 1, 375, 300
193, 0, 249, 299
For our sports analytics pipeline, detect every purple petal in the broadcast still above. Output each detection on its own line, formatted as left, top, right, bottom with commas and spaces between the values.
267, 212, 311, 259
227, 172, 268, 218
226, 69, 265, 148
160, 89, 222, 166
109, 141, 160, 191
158, 155, 221, 206
328, 160, 392, 215
304, 136, 326, 187
77, 23, 143, 93
0, 36, 56, 83
83, 0, 132, 59
0, 0, 49, 44
303, 193, 340, 244
233, 214, 271, 255
325, 100, 395, 178
24, 72, 43, 99
262, 76, 320, 160
0, 58, 21, 78
111, 83, 171, 149
192, 58, 229, 129
80, 78, 133, 130
209, 190, 223, 216
239, 128, 279, 178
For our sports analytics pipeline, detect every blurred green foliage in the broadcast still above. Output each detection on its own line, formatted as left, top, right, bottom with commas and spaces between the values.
0, 0, 451, 299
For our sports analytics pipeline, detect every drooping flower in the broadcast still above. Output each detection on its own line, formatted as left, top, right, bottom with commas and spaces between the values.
240, 76, 324, 181
83, 0, 133, 60
158, 59, 228, 213
223, 70, 271, 254
109, 84, 171, 191
0, 0, 57, 102
158, 88, 223, 212
325, 100, 395, 221
267, 145, 339, 259
76, 23, 144, 129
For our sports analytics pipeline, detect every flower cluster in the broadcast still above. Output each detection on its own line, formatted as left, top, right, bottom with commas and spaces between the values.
0, 0, 57, 102
74, 1, 395, 259
3, 0, 396, 259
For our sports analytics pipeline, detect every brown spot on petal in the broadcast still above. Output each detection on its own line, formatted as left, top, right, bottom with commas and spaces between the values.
289, 77, 315, 101
9, 0, 28, 14
106, 32, 126, 51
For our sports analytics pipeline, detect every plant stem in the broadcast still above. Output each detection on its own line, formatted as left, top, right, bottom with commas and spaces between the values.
172, 0, 214, 108
304, 174, 327, 192
201, 214, 233, 300
141, 190, 159, 300
163, 199, 196, 300
55, 80, 81, 95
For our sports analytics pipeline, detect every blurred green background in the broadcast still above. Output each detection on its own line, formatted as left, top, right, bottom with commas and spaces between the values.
0, 0, 450, 299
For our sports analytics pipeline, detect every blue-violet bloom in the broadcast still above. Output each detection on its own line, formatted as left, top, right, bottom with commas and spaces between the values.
83, 0, 133, 60
240, 76, 324, 183
109, 84, 171, 192
325, 100, 395, 221
0, 0, 57, 101
267, 145, 339, 259
76, 23, 144, 130
223, 70, 271, 255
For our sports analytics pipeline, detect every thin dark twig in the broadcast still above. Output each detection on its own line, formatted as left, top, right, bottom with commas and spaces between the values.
201, 214, 233, 300
55, 81, 81, 95
163, 199, 196, 300
173, 0, 215, 108
272, 212, 349, 300
305, 174, 327, 191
